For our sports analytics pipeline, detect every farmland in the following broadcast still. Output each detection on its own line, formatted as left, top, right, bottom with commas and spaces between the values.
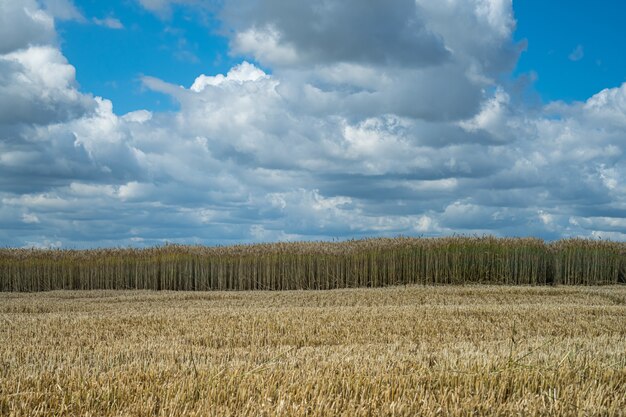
1, 237, 625, 291
1, 286, 625, 416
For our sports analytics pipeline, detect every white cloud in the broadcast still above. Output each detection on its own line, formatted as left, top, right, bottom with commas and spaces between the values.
0, 45, 94, 125
93, 17, 124, 29
583, 83, 626, 128
68, 182, 116, 198
117, 182, 158, 202
137, 0, 173, 16
41, 0, 84, 22
22, 239, 62, 249
459, 87, 512, 141
1, 0, 626, 247
474, 0, 515, 38
224, 0, 451, 68
136, 0, 205, 18
190, 61, 268, 92
569, 44, 584, 61
21, 212, 40, 224
232, 26, 299, 67
0, 0, 55, 54
122, 109, 152, 124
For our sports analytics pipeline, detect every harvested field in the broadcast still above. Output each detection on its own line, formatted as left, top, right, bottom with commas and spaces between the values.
1, 286, 625, 416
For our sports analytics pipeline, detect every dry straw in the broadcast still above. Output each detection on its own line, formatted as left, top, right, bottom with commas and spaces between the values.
1, 237, 624, 291
2, 286, 625, 415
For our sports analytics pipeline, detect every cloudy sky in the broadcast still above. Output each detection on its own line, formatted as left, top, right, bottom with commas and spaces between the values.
1, 0, 625, 248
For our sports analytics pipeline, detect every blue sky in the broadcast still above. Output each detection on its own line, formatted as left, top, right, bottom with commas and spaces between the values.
1, 0, 625, 247
513, 0, 626, 102
57, 0, 237, 113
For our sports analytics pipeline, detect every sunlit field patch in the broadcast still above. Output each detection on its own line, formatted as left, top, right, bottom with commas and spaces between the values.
1, 286, 625, 416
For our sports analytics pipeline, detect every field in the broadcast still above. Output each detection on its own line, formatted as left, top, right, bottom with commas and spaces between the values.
1, 286, 625, 416
2, 237, 625, 292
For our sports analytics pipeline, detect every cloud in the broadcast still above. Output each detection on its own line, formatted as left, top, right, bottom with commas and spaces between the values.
137, 0, 174, 16
136, 0, 209, 19
221, 0, 523, 124
1, 0, 626, 247
569, 44, 584, 61
93, 17, 124, 30
0, 0, 56, 54
0, 45, 95, 125
41, 0, 84, 22
21, 212, 40, 224
0, 4, 92, 127
224, 0, 451, 68
190, 61, 268, 91
0, 2, 136, 197
583, 83, 626, 127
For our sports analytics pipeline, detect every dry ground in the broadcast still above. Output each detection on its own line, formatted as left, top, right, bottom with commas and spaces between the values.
1, 286, 625, 416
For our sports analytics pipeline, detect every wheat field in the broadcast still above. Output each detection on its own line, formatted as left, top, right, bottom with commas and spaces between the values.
1, 286, 625, 416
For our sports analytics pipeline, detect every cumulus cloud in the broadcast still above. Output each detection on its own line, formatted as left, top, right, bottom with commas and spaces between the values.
0, 0, 55, 54
1, 0, 625, 247
221, 0, 523, 124
0, 46, 94, 125
225, 0, 451, 68
0, 2, 134, 198
190, 61, 268, 91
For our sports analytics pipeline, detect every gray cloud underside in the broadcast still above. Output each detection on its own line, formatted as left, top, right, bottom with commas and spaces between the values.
0, 0, 625, 247
223, 0, 451, 67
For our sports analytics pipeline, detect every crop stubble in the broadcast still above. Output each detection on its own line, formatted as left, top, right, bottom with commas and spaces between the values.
1, 286, 625, 416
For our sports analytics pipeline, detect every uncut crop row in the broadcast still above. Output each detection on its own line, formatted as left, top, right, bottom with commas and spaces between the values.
1, 237, 624, 291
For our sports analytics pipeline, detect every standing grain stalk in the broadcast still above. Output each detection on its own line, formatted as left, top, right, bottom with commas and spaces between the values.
0, 237, 624, 291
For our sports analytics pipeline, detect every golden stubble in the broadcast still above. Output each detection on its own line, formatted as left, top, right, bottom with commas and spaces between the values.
1, 286, 625, 416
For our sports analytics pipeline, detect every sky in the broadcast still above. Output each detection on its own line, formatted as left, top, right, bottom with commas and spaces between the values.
0, 0, 625, 248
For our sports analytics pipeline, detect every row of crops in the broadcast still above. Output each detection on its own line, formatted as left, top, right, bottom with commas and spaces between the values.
1, 237, 624, 291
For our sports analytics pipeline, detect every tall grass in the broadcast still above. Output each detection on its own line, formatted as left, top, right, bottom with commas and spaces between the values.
0, 237, 624, 291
